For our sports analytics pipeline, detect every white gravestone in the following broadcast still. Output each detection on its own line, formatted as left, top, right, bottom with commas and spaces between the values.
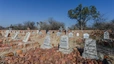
12, 31, 19, 39
23, 32, 31, 42
104, 31, 109, 39
5, 30, 10, 37
76, 33, 79, 36
40, 35, 52, 49
83, 33, 89, 39
56, 32, 61, 36
37, 23, 40, 30
37, 30, 39, 34
59, 26, 63, 32
47, 31, 50, 35
39, 31, 42, 35
59, 35, 69, 49
82, 38, 98, 59
32, 31, 35, 34
68, 32, 73, 37
59, 35, 73, 54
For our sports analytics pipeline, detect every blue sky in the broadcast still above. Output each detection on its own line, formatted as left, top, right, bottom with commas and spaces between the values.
0, 0, 114, 27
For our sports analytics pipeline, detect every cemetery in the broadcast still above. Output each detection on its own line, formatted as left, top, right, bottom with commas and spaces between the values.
0, 29, 114, 64
0, 0, 114, 64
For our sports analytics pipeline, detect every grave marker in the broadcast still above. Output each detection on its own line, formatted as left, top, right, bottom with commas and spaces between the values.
59, 35, 69, 49
82, 38, 98, 59
37, 30, 39, 34
76, 33, 79, 36
59, 35, 73, 54
37, 22, 41, 30
104, 31, 109, 39
40, 35, 52, 49
4, 30, 10, 37
83, 33, 89, 39
56, 32, 61, 36
59, 26, 63, 32
12, 31, 19, 39
68, 32, 73, 37
23, 32, 31, 42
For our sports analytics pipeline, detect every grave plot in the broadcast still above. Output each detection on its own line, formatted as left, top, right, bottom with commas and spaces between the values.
0, 30, 114, 64
0, 47, 106, 64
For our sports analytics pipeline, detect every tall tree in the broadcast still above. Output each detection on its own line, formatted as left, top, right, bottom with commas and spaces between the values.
68, 4, 100, 30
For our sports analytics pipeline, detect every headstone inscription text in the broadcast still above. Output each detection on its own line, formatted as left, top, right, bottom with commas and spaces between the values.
40, 35, 52, 49
83, 38, 98, 59
59, 35, 69, 49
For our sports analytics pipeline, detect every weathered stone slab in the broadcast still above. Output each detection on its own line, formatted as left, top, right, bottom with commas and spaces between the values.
82, 38, 98, 59
40, 35, 52, 49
